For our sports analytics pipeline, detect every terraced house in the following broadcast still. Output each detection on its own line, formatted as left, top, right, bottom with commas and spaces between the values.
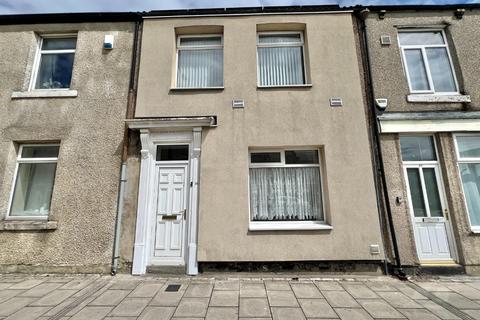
119, 7, 386, 275
363, 5, 480, 274
0, 13, 139, 272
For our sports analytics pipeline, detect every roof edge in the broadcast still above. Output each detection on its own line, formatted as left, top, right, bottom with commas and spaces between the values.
0, 12, 141, 25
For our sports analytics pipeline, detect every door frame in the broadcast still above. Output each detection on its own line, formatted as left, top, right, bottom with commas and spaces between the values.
401, 135, 458, 263
130, 128, 203, 275
149, 162, 189, 266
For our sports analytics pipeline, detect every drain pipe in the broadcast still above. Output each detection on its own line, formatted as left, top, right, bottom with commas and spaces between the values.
356, 8, 407, 280
111, 18, 142, 276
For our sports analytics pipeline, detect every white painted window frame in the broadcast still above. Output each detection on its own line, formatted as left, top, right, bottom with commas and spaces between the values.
174, 34, 224, 89
248, 148, 331, 231
256, 31, 308, 88
453, 133, 480, 233
6, 144, 60, 221
398, 29, 459, 95
29, 34, 77, 92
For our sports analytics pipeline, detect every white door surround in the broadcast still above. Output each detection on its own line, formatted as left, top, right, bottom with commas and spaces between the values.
127, 117, 215, 275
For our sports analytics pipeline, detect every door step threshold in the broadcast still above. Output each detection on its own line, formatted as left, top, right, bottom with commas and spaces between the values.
415, 263, 465, 276
146, 265, 186, 275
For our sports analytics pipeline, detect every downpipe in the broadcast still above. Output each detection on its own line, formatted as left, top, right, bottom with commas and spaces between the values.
356, 8, 407, 281
111, 163, 127, 276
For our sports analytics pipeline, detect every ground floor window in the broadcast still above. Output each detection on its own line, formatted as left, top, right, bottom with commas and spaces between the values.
8, 144, 59, 219
455, 135, 480, 231
249, 149, 324, 222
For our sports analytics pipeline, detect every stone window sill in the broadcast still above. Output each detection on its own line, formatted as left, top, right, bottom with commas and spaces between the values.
257, 84, 313, 89
0, 220, 58, 231
249, 221, 332, 231
407, 94, 471, 103
11, 90, 78, 99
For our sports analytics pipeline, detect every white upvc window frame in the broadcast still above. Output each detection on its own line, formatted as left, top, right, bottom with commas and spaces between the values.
256, 31, 307, 88
248, 148, 331, 231
453, 133, 480, 233
6, 144, 60, 221
398, 29, 459, 95
29, 33, 77, 92
174, 34, 224, 89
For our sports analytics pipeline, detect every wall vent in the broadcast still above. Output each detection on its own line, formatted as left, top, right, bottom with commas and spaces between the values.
380, 35, 392, 46
369, 245, 380, 255
232, 99, 245, 108
329, 97, 343, 107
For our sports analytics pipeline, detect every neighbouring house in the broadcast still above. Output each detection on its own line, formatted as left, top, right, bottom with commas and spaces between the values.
363, 5, 480, 274
120, 7, 386, 275
0, 13, 138, 273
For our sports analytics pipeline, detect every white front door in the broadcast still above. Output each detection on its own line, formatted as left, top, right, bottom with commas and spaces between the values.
150, 165, 188, 265
404, 164, 455, 262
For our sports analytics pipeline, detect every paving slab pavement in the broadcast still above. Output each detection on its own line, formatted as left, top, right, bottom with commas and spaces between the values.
0, 274, 479, 319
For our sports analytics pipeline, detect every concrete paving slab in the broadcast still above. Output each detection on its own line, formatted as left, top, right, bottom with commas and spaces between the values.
108, 280, 142, 290
0, 290, 24, 304
205, 307, 238, 320
358, 299, 405, 318
399, 308, 441, 320
4, 306, 50, 320
335, 308, 373, 320
462, 309, 480, 320
30, 289, 77, 306
69, 306, 113, 320
138, 306, 175, 320
89, 290, 130, 306
214, 280, 240, 291
209, 290, 239, 306
433, 292, 480, 309
239, 298, 271, 318
20, 283, 63, 297
315, 282, 343, 291
174, 298, 209, 317
446, 283, 480, 300
377, 291, 423, 308
0, 297, 36, 317
416, 283, 452, 292
109, 298, 150, 317
342, 284, 378, 299
150, 285, 186, 306
271, 307, 306, 320
322, 291, 360, 308
129, 282, 164, 298
416, 300, 460, 320
265, 281, 291, 291
291, 283, 323, 298
240, 282, 267, 297
267, 290, 299, 307
9, 280, 45, 290
185, 283, 214, 298
298, 298, 337, 318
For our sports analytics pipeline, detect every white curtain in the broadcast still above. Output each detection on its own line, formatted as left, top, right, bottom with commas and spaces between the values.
258, 46, 304, 86
459, 163, 480, 227
177, 49, 223, 88
250, 167, 323, 221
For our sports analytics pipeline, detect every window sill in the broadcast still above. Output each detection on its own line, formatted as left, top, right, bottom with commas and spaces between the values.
471, 227, 480, 234
11, 90, 78, 99
0, 220, 57, 231
170, 87, 224, 92
249, 222, 332, 231
257, 84, 312, 89
407, 94, 471, 103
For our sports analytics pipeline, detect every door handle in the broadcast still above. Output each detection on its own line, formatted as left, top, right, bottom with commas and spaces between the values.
444, 208, 449, 220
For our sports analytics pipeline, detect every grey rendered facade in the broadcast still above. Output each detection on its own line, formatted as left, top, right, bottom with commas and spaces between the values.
0, 17, 136, 272
364, 7, 480, 274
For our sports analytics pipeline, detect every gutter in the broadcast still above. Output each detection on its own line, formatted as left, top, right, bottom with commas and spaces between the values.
111, 19, 142, 276
355, 8, 407, 281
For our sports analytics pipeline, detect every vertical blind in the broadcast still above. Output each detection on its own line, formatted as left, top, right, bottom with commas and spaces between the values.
250, 167, 323, 221
176, 36, 223, 88
257, 33, 305, 86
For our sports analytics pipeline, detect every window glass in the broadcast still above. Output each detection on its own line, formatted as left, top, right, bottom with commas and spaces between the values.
457, 136, 480, 159
423, 168, 443, 217
426, 48, 457, 92
404, 49, 430, 91
250, 167, 323, 221
176, 35, 223, 88
257, 33, 305, 86
156, 145, 189, 161
459, 163, 480, 227
42, 38, 77, 50
258, 34, 302, 44
21, 145, 59, 158
398, 31, 444, 46
179, 36, 221, 47
285, 150, 319, 164
400, 136, 437, 161
407, 168, 427, 217
251, 152, 281, 163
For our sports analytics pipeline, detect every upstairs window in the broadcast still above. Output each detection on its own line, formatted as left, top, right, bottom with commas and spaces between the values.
398, 30, 458, 94
31, 36, 77, 90
176, 35, 224, 89
257, 32, 306, 87
8, 145, 59, 219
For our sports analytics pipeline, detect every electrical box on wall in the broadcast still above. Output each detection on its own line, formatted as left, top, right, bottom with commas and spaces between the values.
330, 97, 343, 107
104, 35, 115, 49
380, 35, 392, 46
232, 99, 245, 108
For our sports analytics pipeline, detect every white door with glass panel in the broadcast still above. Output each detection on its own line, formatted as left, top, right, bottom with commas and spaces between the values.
400, 136, 455, 262
150, 145, 189, 265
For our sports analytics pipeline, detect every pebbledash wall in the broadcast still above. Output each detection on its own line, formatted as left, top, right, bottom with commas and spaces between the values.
0, 20, 135, 272
365, 8, 480, 274
120, 11, 386, 272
